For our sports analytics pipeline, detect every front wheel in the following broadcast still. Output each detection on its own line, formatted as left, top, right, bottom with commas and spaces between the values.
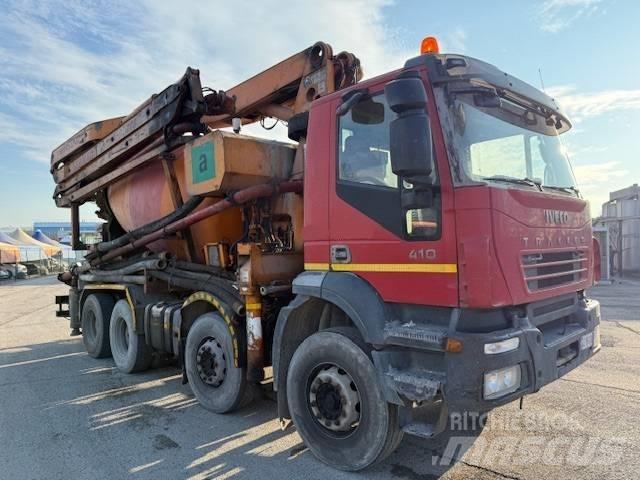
286, 329, 402, 471
185, 313, 255, 413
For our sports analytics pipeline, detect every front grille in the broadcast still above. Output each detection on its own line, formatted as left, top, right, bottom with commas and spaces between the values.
522, 250, 587, 292
532, 297, 574, 317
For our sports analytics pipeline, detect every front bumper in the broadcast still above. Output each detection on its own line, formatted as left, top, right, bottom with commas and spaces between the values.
373, 294, 601, 437
444, 297, 600, 412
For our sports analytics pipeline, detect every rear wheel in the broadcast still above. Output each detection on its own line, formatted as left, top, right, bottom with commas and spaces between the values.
81, 293, 115, 358
286, 329, 402, 471
185, 313, 254, 413
109, 299, 152, 373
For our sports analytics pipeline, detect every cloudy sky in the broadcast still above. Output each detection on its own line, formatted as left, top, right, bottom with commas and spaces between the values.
0, 0, 638, 227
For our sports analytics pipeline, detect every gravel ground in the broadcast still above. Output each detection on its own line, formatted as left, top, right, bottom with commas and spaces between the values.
0, 276, 638, 479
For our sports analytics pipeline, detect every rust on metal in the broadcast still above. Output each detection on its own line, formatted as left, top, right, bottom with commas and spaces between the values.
50, 116, 125, 171
90, 180, 302, 265
245, 294, 264, 382
160, 152, 197, 261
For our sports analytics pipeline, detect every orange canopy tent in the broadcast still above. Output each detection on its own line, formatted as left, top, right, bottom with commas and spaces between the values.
0, 241, 21, 263
9, 228, 61, 257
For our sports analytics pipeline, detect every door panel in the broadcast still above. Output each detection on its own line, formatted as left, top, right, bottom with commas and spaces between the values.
328, 75, 458, 307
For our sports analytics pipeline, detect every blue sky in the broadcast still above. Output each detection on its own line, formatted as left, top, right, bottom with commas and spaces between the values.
0, 0, 638, 227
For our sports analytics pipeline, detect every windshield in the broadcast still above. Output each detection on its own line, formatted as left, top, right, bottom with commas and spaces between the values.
438, 90, 577, 191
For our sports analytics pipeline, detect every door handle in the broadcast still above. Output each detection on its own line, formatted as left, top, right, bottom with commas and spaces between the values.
331, 245, 351, 263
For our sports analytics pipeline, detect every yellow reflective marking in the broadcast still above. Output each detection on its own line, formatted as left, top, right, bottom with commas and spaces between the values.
182, 291, 239, 366
304, 263, 330, 271
245, 303, 262, 310
331, 263, 457, 273
83, 284, 137, 326
305, 262, 456, 273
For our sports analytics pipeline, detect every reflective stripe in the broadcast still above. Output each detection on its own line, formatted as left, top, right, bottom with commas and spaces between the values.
305, 263, 457, 273
304, 262, 330, 271
83, 284, 137, 325
182, 291, 239, 366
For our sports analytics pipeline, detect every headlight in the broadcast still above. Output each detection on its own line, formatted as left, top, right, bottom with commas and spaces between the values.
483, 365, 521, 400
484, 337, 520, 355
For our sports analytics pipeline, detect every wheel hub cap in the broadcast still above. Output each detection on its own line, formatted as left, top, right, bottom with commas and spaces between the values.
196, 338, 226, 387
309, 365, 360, 432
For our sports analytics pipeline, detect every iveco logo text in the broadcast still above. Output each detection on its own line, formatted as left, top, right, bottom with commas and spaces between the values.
544, 209, 569, 224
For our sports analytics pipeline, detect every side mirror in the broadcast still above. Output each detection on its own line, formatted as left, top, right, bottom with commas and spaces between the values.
385, 71, 433, 180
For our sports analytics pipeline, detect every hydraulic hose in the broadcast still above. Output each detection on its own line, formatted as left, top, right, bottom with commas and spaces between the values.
172, 259, 235, 280
79, 274, 145, 285
91, 195, 203, 256
163, 267, 240, 300
84, 258, 167, 277
91, 180, 302, 265
147, 270, 245, 316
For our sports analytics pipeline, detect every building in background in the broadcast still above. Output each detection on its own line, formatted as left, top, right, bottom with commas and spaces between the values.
593, 184, 640, 277
32, 221, 102, 245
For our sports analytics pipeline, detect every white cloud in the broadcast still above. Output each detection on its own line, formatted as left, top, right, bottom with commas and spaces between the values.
572, 161, 629, 214
538, 0, 603, 33
0, 0, 412, 164
548, 85, 640, 122
573, 161, 628, 186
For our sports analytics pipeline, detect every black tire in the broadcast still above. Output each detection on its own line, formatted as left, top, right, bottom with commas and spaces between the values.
286, 329, 402, 471
109, 299, 152, 373
81, 293, 115, 358
185, 313, 253, 413
321, 327, 404, 463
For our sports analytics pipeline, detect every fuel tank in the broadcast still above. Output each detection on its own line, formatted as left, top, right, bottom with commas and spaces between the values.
107, 132, 299, 263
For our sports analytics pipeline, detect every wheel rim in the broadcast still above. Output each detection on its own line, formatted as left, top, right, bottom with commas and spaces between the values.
196, 338, 226, 387
308, 364, 361, 436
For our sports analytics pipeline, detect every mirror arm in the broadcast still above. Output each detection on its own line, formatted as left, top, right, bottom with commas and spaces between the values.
336, 89, 367, 116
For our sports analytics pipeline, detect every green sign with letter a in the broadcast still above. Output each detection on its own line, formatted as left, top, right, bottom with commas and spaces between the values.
191, 141, 215, 184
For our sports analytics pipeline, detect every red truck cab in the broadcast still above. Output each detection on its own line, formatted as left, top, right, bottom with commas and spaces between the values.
277, 49, 601, 435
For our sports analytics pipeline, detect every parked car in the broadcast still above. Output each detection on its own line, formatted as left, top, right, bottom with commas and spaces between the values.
0, 268, 10, 280
24, 263, 39, 276
46, 258, 68, 273
0, 263, 27, 279
23, 263, 49, 276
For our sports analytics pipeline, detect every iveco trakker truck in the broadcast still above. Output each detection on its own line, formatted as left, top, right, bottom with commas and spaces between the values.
51, 37, 601, 470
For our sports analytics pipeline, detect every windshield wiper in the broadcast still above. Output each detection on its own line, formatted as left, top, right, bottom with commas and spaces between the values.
543, 185, 580, 196
482, 175, 543, 191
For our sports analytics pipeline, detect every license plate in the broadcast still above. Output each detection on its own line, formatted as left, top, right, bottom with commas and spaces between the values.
580, 332, 594, 351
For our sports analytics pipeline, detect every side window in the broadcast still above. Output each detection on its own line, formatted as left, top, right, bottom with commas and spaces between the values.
338, 97, 397, 188
336, 92, 441, 240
